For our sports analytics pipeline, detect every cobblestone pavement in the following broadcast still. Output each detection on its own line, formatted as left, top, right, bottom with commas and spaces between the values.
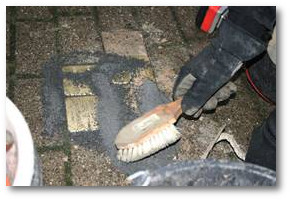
6, 6, 274, 186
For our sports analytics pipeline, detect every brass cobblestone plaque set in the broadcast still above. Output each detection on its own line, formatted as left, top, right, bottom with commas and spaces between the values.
42, 51, 178, 174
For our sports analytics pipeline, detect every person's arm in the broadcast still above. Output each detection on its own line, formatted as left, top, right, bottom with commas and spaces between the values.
173, 6, 276, 116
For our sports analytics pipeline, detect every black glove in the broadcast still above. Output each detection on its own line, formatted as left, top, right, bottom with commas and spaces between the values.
173, 6, 275, 116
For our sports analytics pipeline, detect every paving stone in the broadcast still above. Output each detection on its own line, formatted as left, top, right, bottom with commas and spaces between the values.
6, 76, 9, 94
59, 16, 103, 53
6, 61, 16, 99
97, 6, 138, 31
102, 30, 149, 61
6, 7, 11, 22
216, 132, 246, 160
6, 7, 15, 61
70, 145, 128, 186
211, 74, 274, 153
63, 78, 93, 96
173, 7, 213, 56
14, 78, 64, 147
207, 141, 239, 161
176, 116, 226, 160
173, 7, 211, 42
6, 62, 12, 95
15, 21, 55, 76
58, 6, 92, 16
6, 62, 10, 80
148, 45, 190, 98
17, 6, 53, 20
65, 96, 98, 132
60, 53, 101, 66
137, 6, 183, 47
40, 150, 66, 186
6, 16, 10, 59
62, 64, 95, 74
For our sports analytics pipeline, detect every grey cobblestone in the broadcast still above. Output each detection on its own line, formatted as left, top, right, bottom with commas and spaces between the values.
137, 6, 183, 48
102, 30, 149, 61
97, 6, 138, 31
6, 7, 16, 61
6, 62, 10, 93
172, 6, 212, 56
58, 16, 103, 53
17, 6, 53, 20
6, 17, 10, 59
147, 45, 190, 98
58, 6, 93, 16
176, 117, 225, 160
40, 150, 67, 186
173, 7, 207, 41
208, 141, 239, 161
6, 62, 14, 96
70, 146, 128, 186
211, 74, 275, 152
15, 21, 55, 76
14, 78, 64, 147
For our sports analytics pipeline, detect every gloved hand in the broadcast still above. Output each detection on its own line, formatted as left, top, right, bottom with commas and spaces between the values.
173, 6, 276, 117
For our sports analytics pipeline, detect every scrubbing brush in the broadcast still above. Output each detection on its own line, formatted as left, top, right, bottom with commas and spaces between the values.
115, 98, 183, 162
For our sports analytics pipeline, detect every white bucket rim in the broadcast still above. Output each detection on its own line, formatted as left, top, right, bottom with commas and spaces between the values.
6, 97, 35, 186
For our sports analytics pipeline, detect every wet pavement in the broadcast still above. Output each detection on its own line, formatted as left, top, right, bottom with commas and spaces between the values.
6, 6, 274, 186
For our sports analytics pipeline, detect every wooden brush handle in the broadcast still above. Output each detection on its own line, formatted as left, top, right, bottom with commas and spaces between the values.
164, 98, 183, 120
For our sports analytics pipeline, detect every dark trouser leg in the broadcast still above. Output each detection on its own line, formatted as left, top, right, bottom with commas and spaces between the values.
245, 109, 276, 171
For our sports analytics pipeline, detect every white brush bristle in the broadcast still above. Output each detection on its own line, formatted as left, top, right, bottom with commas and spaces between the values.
117, 124, 181, 162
